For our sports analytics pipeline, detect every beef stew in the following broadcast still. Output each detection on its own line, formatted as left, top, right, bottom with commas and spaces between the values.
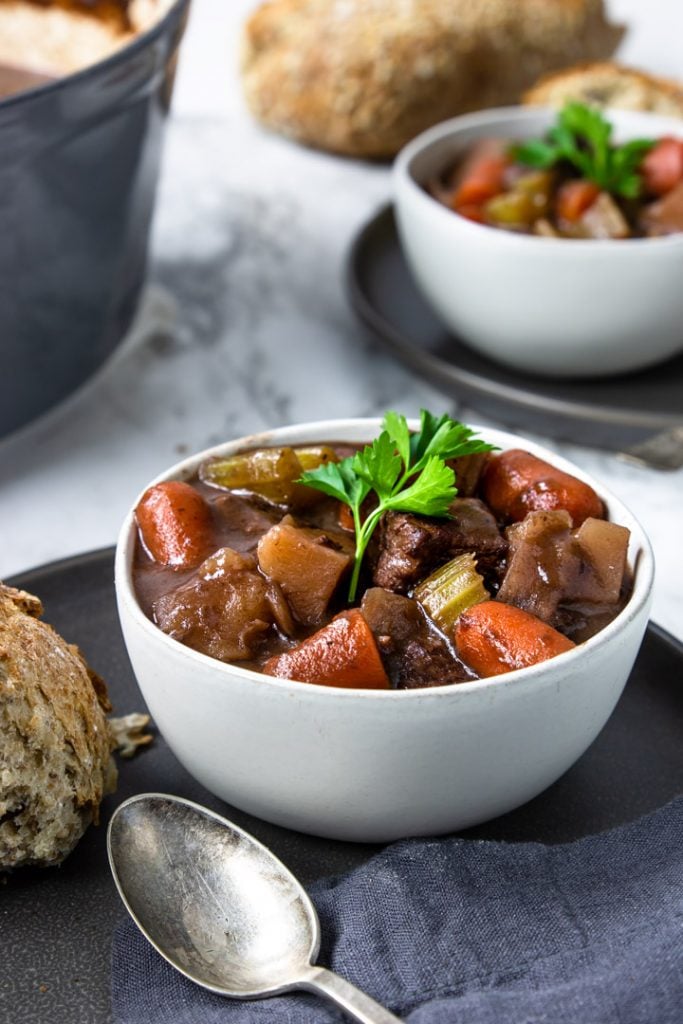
132, 416, 632, 690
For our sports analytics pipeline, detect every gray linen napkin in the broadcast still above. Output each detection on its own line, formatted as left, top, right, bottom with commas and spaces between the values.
112, 797, 683, 1023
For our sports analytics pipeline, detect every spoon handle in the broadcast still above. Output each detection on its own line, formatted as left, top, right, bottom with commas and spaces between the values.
299, 965, 404, 1024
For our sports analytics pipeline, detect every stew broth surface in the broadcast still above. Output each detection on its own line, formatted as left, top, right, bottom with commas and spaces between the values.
133, 441, 631, 688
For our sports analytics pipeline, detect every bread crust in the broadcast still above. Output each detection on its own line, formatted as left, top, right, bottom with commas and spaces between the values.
240, 0, 625, 157
524, 61, 683, 118
0, 584, 117, 869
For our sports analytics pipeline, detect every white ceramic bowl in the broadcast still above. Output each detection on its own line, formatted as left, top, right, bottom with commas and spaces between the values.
115, 419, 654, 842
393, 106, 683, 378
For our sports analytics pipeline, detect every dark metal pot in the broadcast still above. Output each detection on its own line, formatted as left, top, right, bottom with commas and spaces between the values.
0, 0, 191, 437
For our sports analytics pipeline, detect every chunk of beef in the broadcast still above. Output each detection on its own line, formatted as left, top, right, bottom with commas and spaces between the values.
361, 588, 473, 688
153, 547, 279, 662
552, 600, 628, 644
446, 452, 490, 496
372, 498, 507, 594
210, 492, 282, 552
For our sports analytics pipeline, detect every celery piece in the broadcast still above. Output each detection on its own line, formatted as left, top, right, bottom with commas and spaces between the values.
515, 170, 553, 199
484, 190, 537, 227
199, 445, 339, 506
296, 446, 339, 471
415, 552, 489, 633
289, 446, 341, 507
200, 447, 303, 503
486, 171, 553, 228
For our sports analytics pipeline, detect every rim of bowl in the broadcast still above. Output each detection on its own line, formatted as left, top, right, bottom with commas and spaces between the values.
393, 104, 683, 252
115, 418, 655, 701
0, 0, 189, 113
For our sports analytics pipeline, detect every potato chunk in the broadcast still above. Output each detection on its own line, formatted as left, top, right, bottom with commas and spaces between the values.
257, 516, 353, 626
566, 518, 630, 604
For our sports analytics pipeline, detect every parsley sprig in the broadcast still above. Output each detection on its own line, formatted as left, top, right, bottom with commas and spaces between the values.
298, 411, 495, 602
513, 103, 655, 199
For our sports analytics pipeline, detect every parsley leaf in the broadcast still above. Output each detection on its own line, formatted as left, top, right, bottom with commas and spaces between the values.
510, 138, 558, 170
384, 456, 456, 517
297, 458, 369, 507
352, 431, 402, 501
382, 410, 412, 470
513, 102, 655, 199
299, 411, 495, 602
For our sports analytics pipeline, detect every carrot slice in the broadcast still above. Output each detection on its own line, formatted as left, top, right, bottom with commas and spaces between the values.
338, 502, 355, 532
556, 180, 600, 222
455, 203, 486, 224
135, 481, 215, 568
263, 609, 390, 689
454, 600, 575, 678
337, 494, 378, 532
481, 449, 604, 527
453, 154, 508, 208
641, 138, 683, 196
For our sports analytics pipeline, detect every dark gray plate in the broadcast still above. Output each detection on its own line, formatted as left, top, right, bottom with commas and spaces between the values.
3, 549, 682, 1024
346, 205, 683, 459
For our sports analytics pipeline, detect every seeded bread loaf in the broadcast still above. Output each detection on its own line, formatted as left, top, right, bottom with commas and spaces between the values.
0, 584, 117, 870
524, 61, 683, 119
240, 0, 625, 158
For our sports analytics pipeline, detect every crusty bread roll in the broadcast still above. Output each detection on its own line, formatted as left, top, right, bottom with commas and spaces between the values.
0, 584, 117, 870
524, 61, 683, 119
240, 0, 625, 158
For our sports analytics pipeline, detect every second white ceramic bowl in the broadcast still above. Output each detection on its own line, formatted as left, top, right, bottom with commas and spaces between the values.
393, 106, 683, 378
115, 420, 654, 842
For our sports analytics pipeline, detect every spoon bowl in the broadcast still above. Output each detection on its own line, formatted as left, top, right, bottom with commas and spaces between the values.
108, 793, 402, 1023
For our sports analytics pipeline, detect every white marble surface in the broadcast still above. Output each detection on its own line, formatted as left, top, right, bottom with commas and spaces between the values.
0, 0, 681, 642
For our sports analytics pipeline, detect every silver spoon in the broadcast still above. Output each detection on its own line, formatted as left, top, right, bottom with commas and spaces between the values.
107, 793, 403, 1024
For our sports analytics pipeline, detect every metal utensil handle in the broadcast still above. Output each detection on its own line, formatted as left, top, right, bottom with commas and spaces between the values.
299, 964, 404, 1024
